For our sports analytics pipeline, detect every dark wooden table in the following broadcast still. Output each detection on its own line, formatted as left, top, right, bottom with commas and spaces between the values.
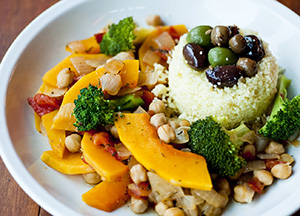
1, 0, 300, 215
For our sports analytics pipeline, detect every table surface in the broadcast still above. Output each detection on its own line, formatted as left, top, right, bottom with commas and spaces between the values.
1, 0, 300, 215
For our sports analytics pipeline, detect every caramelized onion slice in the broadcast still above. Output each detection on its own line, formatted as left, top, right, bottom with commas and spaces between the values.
70, 56, 95, 75
100, 73, 122, 95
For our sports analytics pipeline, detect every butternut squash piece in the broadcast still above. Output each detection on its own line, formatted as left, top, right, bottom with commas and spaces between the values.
115, 113, 212, 190
138, 25, 188, 72
66, 36, 100, 54
41, 150, 94, 174
82, 174, 130, 212
81, 133, 128, 182
52, 103, 77, 132
41, 110, 66, 158
119, 59, 139, 88
42, 53, 104, 87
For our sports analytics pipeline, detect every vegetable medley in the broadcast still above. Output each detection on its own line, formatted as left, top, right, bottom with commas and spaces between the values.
28, 15, 300, 216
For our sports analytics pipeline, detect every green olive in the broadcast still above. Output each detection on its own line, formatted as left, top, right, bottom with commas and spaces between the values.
186, 25, 213, 48
208, 47, 238, 68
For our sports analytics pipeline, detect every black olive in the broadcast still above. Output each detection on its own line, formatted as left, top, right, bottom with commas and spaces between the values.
211, 26, 230, 47
229, 34, 246, 54
206, 65, 243, 88
236, 57, 257, 77
183, 43, 207, 70
228, 25, 240, 38
244, 35, 265, 61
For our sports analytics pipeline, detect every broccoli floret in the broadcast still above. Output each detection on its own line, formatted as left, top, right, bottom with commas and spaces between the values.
73, 84, 144, 131
100, 17, 136, 56
259, 75, 300, 141
187, 116, 247, 177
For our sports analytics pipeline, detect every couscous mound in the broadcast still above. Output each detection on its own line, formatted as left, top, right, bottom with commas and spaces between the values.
167, 34, 279, 129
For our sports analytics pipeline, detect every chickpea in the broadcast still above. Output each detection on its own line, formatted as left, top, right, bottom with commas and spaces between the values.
82, 172, 102, 185
146, 15, 163, 26
65, 134, 82, 153
271, 163, 292, 179
215, 178, 231, 196
233, 184, 255, 203
130, 164, 148, 184
150, 113, 167, 128
243, 144, 256, 157
110, 125, 119, 139
253, 170, 273, 186
265, 141, 285, 155
179, 120, 191, 127
130, 197, 148, 214
158, 124, 176, 143
164, 207, 185, 216
57, 68, 74, 88
155, 202, 169, 216
169, 120, 180, 130
149, 99, 165, 114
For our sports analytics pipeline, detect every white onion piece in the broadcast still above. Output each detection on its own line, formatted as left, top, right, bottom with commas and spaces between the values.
241, 130, 256, 145
191, 188, 228, 208
38, 86, 67, 97
173, 126, 190, 144
257, 153, 280, 160
70, 56, 95, 75
115, 143, 132, 159
138, 68, 159, 89
67, 40, 85, 53
112, 51, 135, 61
154, 31, 175, 49
176, 195, 196, 210
142, 50, 160, 66
85, 55, 110, 68
105, 59, 124, 74
100, 73, 122, 95
201, 202, 222, 216
118, 86, 142, 96
133, 106, 148, 114
244, 160, 266, 173
147, 172, 184, 201
255, 134, 269, 152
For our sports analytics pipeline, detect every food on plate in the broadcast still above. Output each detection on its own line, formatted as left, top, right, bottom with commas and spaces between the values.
27, 15, 300, 215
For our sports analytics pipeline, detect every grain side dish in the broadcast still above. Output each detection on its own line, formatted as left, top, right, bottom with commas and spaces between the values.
27, 15, 300, 216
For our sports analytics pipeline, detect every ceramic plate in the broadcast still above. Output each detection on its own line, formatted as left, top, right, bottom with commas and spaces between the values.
1, 0, 300, 215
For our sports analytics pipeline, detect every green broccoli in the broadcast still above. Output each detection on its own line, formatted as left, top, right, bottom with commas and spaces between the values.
73, 84, 144, 131
100, 17, 136, 56
187, 116, 247, 177
259, 75, 300, 141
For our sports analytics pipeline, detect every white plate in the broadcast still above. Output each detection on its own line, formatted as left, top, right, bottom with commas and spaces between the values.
1, 0, 300, 215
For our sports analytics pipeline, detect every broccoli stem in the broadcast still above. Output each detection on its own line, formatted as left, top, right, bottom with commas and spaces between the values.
109, 94, 144, 111
270, 75, 291, 119
225, 123, 252, 148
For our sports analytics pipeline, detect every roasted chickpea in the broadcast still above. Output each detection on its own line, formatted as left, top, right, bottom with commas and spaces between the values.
131, 197, 148, 214
271, 163, 292, 179
158, 124, 176, 143
164, 207, 185, 216
150, 113, 167, 128
149, 99, 165, 114
233, 184, 255, 203
57, 68, 74, 88
83, 172, 102, 185
253, 170, 273, 186
65, 134, 82, 153
130, 164, 148, 184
